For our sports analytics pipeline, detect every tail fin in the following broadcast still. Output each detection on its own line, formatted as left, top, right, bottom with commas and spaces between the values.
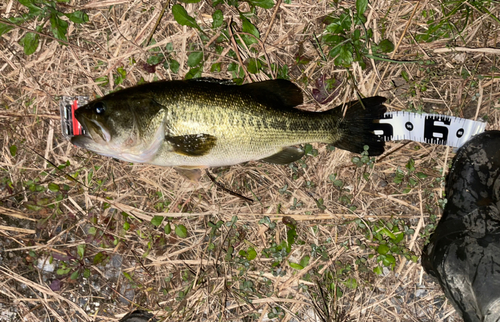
333, 96, 387, 156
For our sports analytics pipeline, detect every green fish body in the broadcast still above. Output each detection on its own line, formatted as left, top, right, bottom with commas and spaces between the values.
71, 78, 386, 176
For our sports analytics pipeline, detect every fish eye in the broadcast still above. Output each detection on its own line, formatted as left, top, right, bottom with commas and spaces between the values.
95, 102, 105, 115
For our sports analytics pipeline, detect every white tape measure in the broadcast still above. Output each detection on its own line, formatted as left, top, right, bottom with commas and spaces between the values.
373, 111, 487, 148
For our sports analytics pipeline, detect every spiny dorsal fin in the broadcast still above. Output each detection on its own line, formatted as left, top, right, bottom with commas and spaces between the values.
242, 79, 304, 109
166, 134, 217, 156
187, 77, 236, 85
261, 146, 305, 164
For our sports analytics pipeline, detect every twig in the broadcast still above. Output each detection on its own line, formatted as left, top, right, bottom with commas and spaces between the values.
228, 20, 251, 82
434, 46, 500, 55
145, 0, 171, 48
205, 169, 253, 203
262, 0, 283, 43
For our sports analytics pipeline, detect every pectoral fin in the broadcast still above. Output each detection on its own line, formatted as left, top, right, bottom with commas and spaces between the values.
174, 167, 203, 182
261, 147, 305, 164
166, 134, 217, 157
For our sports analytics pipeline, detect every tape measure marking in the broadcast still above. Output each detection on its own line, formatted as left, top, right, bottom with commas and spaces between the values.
373, 111, 486, 148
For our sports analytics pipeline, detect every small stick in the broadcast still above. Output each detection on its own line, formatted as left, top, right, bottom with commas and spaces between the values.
262, 0, 283, 43
145, 0, 171, 48
205, 170, 253, 203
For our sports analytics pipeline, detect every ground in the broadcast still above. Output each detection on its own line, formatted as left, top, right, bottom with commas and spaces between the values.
1, 0, 500, 321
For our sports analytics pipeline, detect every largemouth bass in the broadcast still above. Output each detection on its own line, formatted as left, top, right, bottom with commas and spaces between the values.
71, 78, 386, 179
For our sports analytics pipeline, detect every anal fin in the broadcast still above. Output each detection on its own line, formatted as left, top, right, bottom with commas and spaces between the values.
261, 147, 305, 164
174, 167, 204, 182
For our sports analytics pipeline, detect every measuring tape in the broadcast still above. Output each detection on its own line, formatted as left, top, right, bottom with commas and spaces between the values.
59, 96, 487, 149
374, 111, 486, 148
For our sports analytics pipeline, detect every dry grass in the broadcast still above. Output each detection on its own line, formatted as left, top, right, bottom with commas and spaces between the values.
1, 0, 500, 321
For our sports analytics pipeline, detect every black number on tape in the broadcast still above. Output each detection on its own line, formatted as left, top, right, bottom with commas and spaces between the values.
405, 122, 414, 131
424, 116, 451, 145
373, 115, 394, 141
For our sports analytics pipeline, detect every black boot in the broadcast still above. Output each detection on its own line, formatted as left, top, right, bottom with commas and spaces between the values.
119, 310, 157, 322
422, 131, 500, 322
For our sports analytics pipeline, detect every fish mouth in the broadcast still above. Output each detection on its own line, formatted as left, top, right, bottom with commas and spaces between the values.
76, 115, 111, 142
70, 115, 111, 150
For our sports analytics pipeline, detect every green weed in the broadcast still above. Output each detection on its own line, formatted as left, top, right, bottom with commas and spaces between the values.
0, 0, 88, 55
320, 0, 394, 69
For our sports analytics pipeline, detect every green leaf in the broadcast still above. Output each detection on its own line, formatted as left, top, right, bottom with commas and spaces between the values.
123, 271, 133, 282
185, 67, 202, 79
299, 255, 310, 268
246, 247, 257, 260
18, 0, 43, 16
151, 215, 164, 227
88, 227, 97, 235
70, 271, 79, 280
323, 34, 346, 46
164, 223, 172, 234
416, 172, 428, 179
246, 0, 275, 9
380, 227, 396, 239
175, 224, 188, 238
394, 232, 404, 244
210, 62, 221, 72
172, 4, 200, 30
0, 23, 14, 37
9, 145, 17, 157
289, 261, 304, 270
114, 66, 127, 85
57, 268, 71, 275
344, 277, 358, 289
356, 0, 368, 16
373, 266, 383, 275
65, 11, 89, 24
247, 58, 262, 74
95, 76, 109, 86
123, 221, 130, 230
83, 268, 91, 279
225, 246, 234, 261
48, 183, 60, 192
377, 244, 390, 255
26, 204, 42, 211
187, 52, 203, 67
180, 0, 202, 3
19, 32, 39, 55
337, 44, 354, 67
240, 16, 260, 45
77, 244, 85, 259
147, 54, 164, 65
169, 59, 180, 73
93, 252, 106, 265
286, 225, 297, 253
49, 12, 69, 42
382, 254, 396, 267
212, 10, 224, 29
378, 39, 394, 53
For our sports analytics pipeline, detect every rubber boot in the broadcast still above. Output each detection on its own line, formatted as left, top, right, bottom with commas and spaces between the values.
422, 130, 500, 322
119, 310, 157, 322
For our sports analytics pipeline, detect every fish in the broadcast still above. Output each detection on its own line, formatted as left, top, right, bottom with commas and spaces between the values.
71, 78, 386, 180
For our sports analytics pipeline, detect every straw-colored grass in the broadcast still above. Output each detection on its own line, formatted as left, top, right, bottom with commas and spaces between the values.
1, 0, 500, 321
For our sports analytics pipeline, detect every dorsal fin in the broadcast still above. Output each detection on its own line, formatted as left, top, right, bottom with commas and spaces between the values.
242, 79, 304, 109
187, 77, 235, 85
